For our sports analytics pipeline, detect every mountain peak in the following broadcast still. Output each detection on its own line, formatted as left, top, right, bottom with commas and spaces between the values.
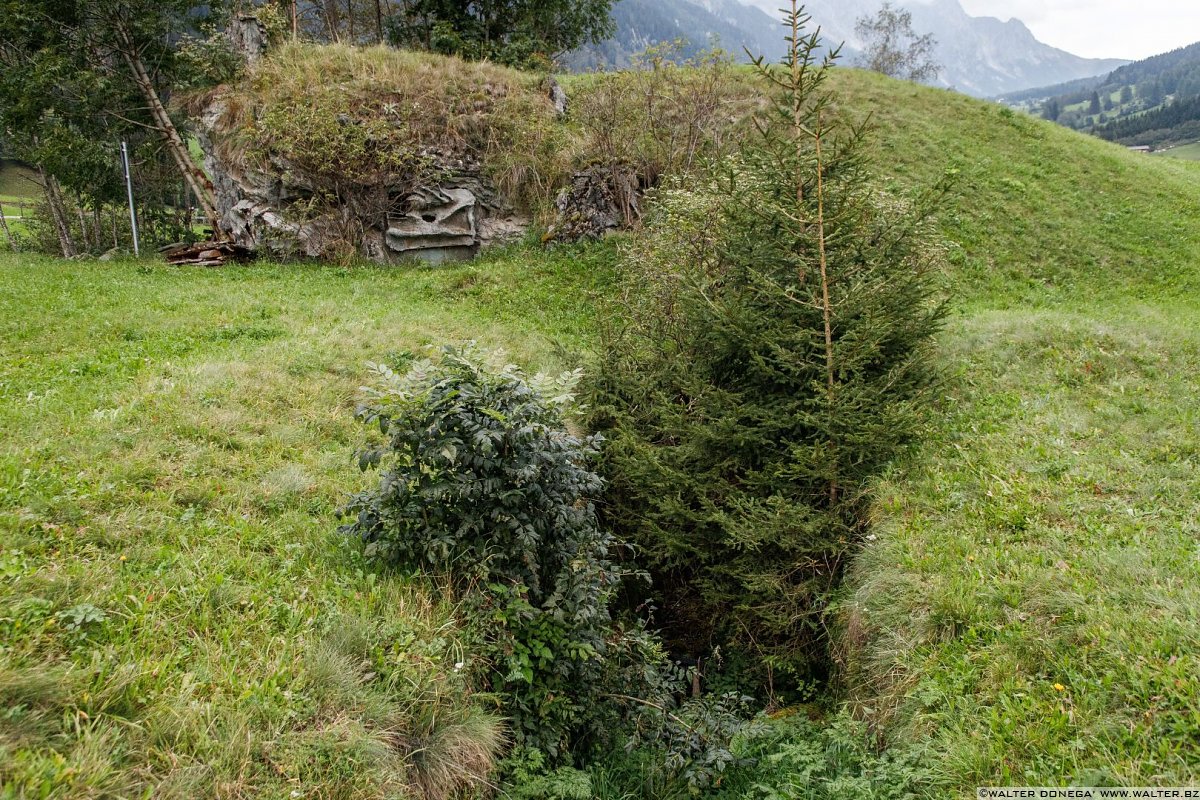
581, 0, 1127, 97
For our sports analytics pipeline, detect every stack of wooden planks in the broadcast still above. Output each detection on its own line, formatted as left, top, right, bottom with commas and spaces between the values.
160, 241, 253, 267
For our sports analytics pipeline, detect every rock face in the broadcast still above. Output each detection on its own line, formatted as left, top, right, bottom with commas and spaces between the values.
547, 78, 569, 117
228, 16, 268, 67
194, 71, 659, 262
547, 164, 642, 243
195, 96, 529, 265
386, 187, 479, 264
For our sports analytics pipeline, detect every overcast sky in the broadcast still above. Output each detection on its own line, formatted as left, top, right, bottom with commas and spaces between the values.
957, 1, 1200, 60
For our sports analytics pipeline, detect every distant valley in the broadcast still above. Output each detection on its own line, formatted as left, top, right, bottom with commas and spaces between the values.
999, 41, 1200, 150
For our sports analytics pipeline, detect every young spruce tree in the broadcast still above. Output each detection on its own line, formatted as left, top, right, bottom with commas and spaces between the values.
589, 2, 949, 687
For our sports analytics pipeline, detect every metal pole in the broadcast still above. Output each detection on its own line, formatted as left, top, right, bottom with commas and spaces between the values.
120, 141, 140, 257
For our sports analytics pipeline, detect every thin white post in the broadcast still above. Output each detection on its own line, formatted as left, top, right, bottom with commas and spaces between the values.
120, 141, 140, 257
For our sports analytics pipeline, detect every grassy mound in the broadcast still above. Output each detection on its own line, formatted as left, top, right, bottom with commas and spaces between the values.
828, 69, 1200, 306
201, 43, 760, 227
202, 43, 569, 211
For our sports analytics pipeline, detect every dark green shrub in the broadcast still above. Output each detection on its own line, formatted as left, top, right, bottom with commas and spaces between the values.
341, 346, 656, 759
587, 4, 950, 686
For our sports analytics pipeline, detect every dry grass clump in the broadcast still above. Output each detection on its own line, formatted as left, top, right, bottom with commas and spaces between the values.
564, 50, 764, 189
249, 43, 555, 158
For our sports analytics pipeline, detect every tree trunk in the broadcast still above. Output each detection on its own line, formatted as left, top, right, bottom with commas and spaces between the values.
40, 168, 77, 258
324, 0, 342, 42
76, 203, 92, 252
0, 199, 18, 252
114, 23, 224, 237
375, 0, 384, 43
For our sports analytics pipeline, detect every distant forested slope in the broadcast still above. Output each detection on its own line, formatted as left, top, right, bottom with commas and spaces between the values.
1003, 40, 1200, 147
1095, 94, 1200, 147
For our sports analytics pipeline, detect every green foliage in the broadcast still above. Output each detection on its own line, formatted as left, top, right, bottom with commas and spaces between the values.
588, 7, 948, 683
569, 44, 758, 188
712, 713, 936, 799
0, 0, 233, 252
0, 4, 126, 209
172, 28, 243, 92
341, 346, 654, 758
648, 691, 765, 794
584, 706, 936, 800
854, 1, 941, 84
386, 0, 615, 69
501, 748, 595, 800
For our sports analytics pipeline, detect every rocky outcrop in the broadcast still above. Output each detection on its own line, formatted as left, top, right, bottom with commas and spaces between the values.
547, 164, 642, 243
385, 186, 479, 263
547, 77, 569, 117
228, 16, 268, 67
192, 65, 664, 262
195, 95, 529, 265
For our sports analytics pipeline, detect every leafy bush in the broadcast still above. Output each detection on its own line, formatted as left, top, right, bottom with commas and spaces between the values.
384, 0, 615, 71
713, 713, 938, 799
341, 346, 656, 759
500, 748, 595, 800
587, 5, 949, 686
587, 702, 937, 800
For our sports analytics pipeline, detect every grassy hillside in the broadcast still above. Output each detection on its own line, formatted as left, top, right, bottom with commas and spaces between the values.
828, 70, 1200, 788
0, 159, 38, 200
829, 69, 1200, 307
1003, 41, 1200, 146
3, 63, 1200, 796
843, 302, 1200, 787
0, 160, 40, 243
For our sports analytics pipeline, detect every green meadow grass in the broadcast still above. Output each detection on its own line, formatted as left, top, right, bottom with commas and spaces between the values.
829, 71, 1200, 789
3, 65, 1200, 797
1155, 140, 1200, 160
0, 245, 617, 798
0, 161, 39, 203
842, 301, 1200, 788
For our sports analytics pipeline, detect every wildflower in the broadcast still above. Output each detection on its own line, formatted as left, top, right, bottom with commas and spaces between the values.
1053, 683, 1066, 692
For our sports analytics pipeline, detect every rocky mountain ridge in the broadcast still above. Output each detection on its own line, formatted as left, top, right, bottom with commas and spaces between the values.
574, 0, 1127, 97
